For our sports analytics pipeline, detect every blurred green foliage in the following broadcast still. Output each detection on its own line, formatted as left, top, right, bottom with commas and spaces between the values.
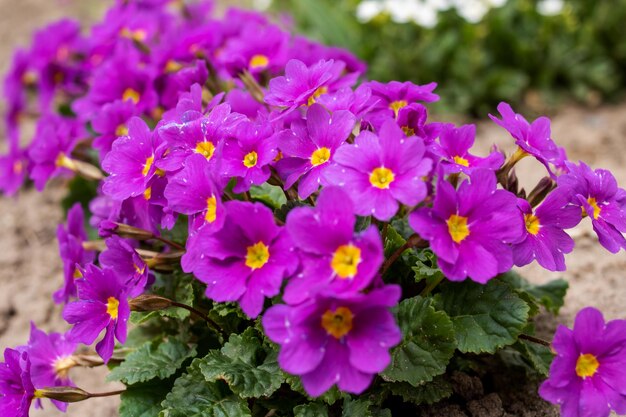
271, 0, 626, 116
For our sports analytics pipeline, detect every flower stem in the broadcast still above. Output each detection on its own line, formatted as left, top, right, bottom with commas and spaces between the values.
154, 235, 185, 251
419, 274, 445, 297
519, 334, 551, 348
381, 234, 427, 276
87, 389, 127, 398
170, 301, 227, 339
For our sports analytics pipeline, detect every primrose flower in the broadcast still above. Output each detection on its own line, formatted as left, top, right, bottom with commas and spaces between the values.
164, 153, 225, 233
364, 80, 439, 127
512, 192, 581, 271
91, 99, 138, 160
221, 120, 278, 193
275, 104, 356, 199
0, 148, 27, 196
410, 169, 524, 283
158, 103, 245, 173
557, 162, 626, 253
263, 285, 402, 397
539, 307, 626, 417
25, 323, 78, 412
489, 102, 567, 176
182, 201, 296, 318
325, 120, 432, 221
0, 348, 35, 417
432, 124, 504, 175
265, 59, 352, 111
27, 115, 82, 191
63, 265, 130, 363
102, 117, 164, 201
395, 103, 442, 144
284, 187, 383, 305
99, 236, 151, 298
54, 203, 96, 304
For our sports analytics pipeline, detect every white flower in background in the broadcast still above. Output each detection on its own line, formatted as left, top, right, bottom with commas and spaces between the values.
454, 0, 489, 23
356, 0, 386, 22
252, 0, 272, 11
537, 0, 564, 16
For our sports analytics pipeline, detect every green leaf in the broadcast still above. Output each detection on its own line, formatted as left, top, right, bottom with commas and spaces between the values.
198, 329, 284, 398
120, 382, 169, 417
383, 226, 406, 257
383, 375, 453, 405
108, 340, 197, 385
249, 183, 287, 209
160, 360, 251, 417
434, 280, 530, 354
132, 272, 197, 323
381, 296, 456, 386
513, 340, 555, 376
341, 398, 391, 417
499, 271, 568, 314
294, 403, 329, 417
285, 374, 345, 405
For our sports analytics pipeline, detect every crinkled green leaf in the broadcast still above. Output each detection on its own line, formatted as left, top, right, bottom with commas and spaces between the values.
383, 375, 452, 405
250, 183, 287, 209
131, 272, 196, 324
513, 340, 555, 376
285, 374, 345, 405
499, 271, 568, 314
434, 280, 530, 354
160, 360, 251, 417
383, 226, 406, 257
381, 296, 456, 386
120, 382, 169, 417
341, 398, 391, 417
294, 403, 329, 417
198, 329, 284, 398
108, 339, 197, 384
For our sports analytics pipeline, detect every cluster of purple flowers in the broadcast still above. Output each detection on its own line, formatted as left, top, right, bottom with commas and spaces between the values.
2, 0, 626, 415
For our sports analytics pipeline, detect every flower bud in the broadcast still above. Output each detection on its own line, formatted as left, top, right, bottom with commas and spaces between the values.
129, 295, 173, 312
35, 387, 91, 403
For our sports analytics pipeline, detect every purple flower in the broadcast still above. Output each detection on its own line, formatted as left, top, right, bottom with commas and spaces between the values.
263, 285, 401, 397
182, 201, 296, 318
25, 323, 78, 412
512, 192, 581, 271
489, 102, 567, 176
27, 115, 82, 191
275, 105, 355, 199
222, 120, 278, 193
164, 153, 225, 233
0, 148, 27, 196
157, 103, 245, 173
99, 236, 151, 298
324, 120, 432, 221
63, 265, 130, 363
102, 117, 164, 201
157, 60, 209, 110
284, 187, 383, 305
91, 99, 138, 160
557, 162, 626, 253
539, 307, 626, 417
395, 103, 442, 144
364, 80, 439, 126
315, 84, 375, 120
265, 59, 352, 111
54, 203, 96, 304
431, 124, 504, 175
409, 170, 524, 283
0, 348, 35, 417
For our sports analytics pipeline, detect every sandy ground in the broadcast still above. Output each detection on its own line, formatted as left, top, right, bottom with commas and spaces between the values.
0, 1, 625, 417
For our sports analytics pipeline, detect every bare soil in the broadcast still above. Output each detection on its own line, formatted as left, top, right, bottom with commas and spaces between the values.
1, 1, 625, 416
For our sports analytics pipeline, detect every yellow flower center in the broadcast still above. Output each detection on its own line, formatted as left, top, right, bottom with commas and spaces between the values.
13, 160, 23, 174
243, 151, 258, 168
134, 263, 146, 274
55, 153, 76, 171
587, 197, 601, 220
142, 155, 154, 177
245, 241, 270, 270
311, 147, 331, 166
331, 244, 361, 279
369, 167, 395, 189
389, 100, 408, 117
115, 124, 129, 137
447, 214, 470, 243
525, 214, 540, 235
249, 54, 269, 70
53, 356, 76, 380
401, 126, 415, 136
73, 267, 83, 279
576, 353, 600, 378
321, 306, 354, 339
120, 27, 147, 42
205, 196, 217, 223
106, 297, 120, 320
122, 88, 141, 104
143, 186, 152, 200
453, 155, 470, 167
165, 60, 183, 73
195, 141, 216, 161
307, 86, 328, 106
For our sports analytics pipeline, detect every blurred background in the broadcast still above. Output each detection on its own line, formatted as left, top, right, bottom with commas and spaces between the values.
1, 1, 626, 416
